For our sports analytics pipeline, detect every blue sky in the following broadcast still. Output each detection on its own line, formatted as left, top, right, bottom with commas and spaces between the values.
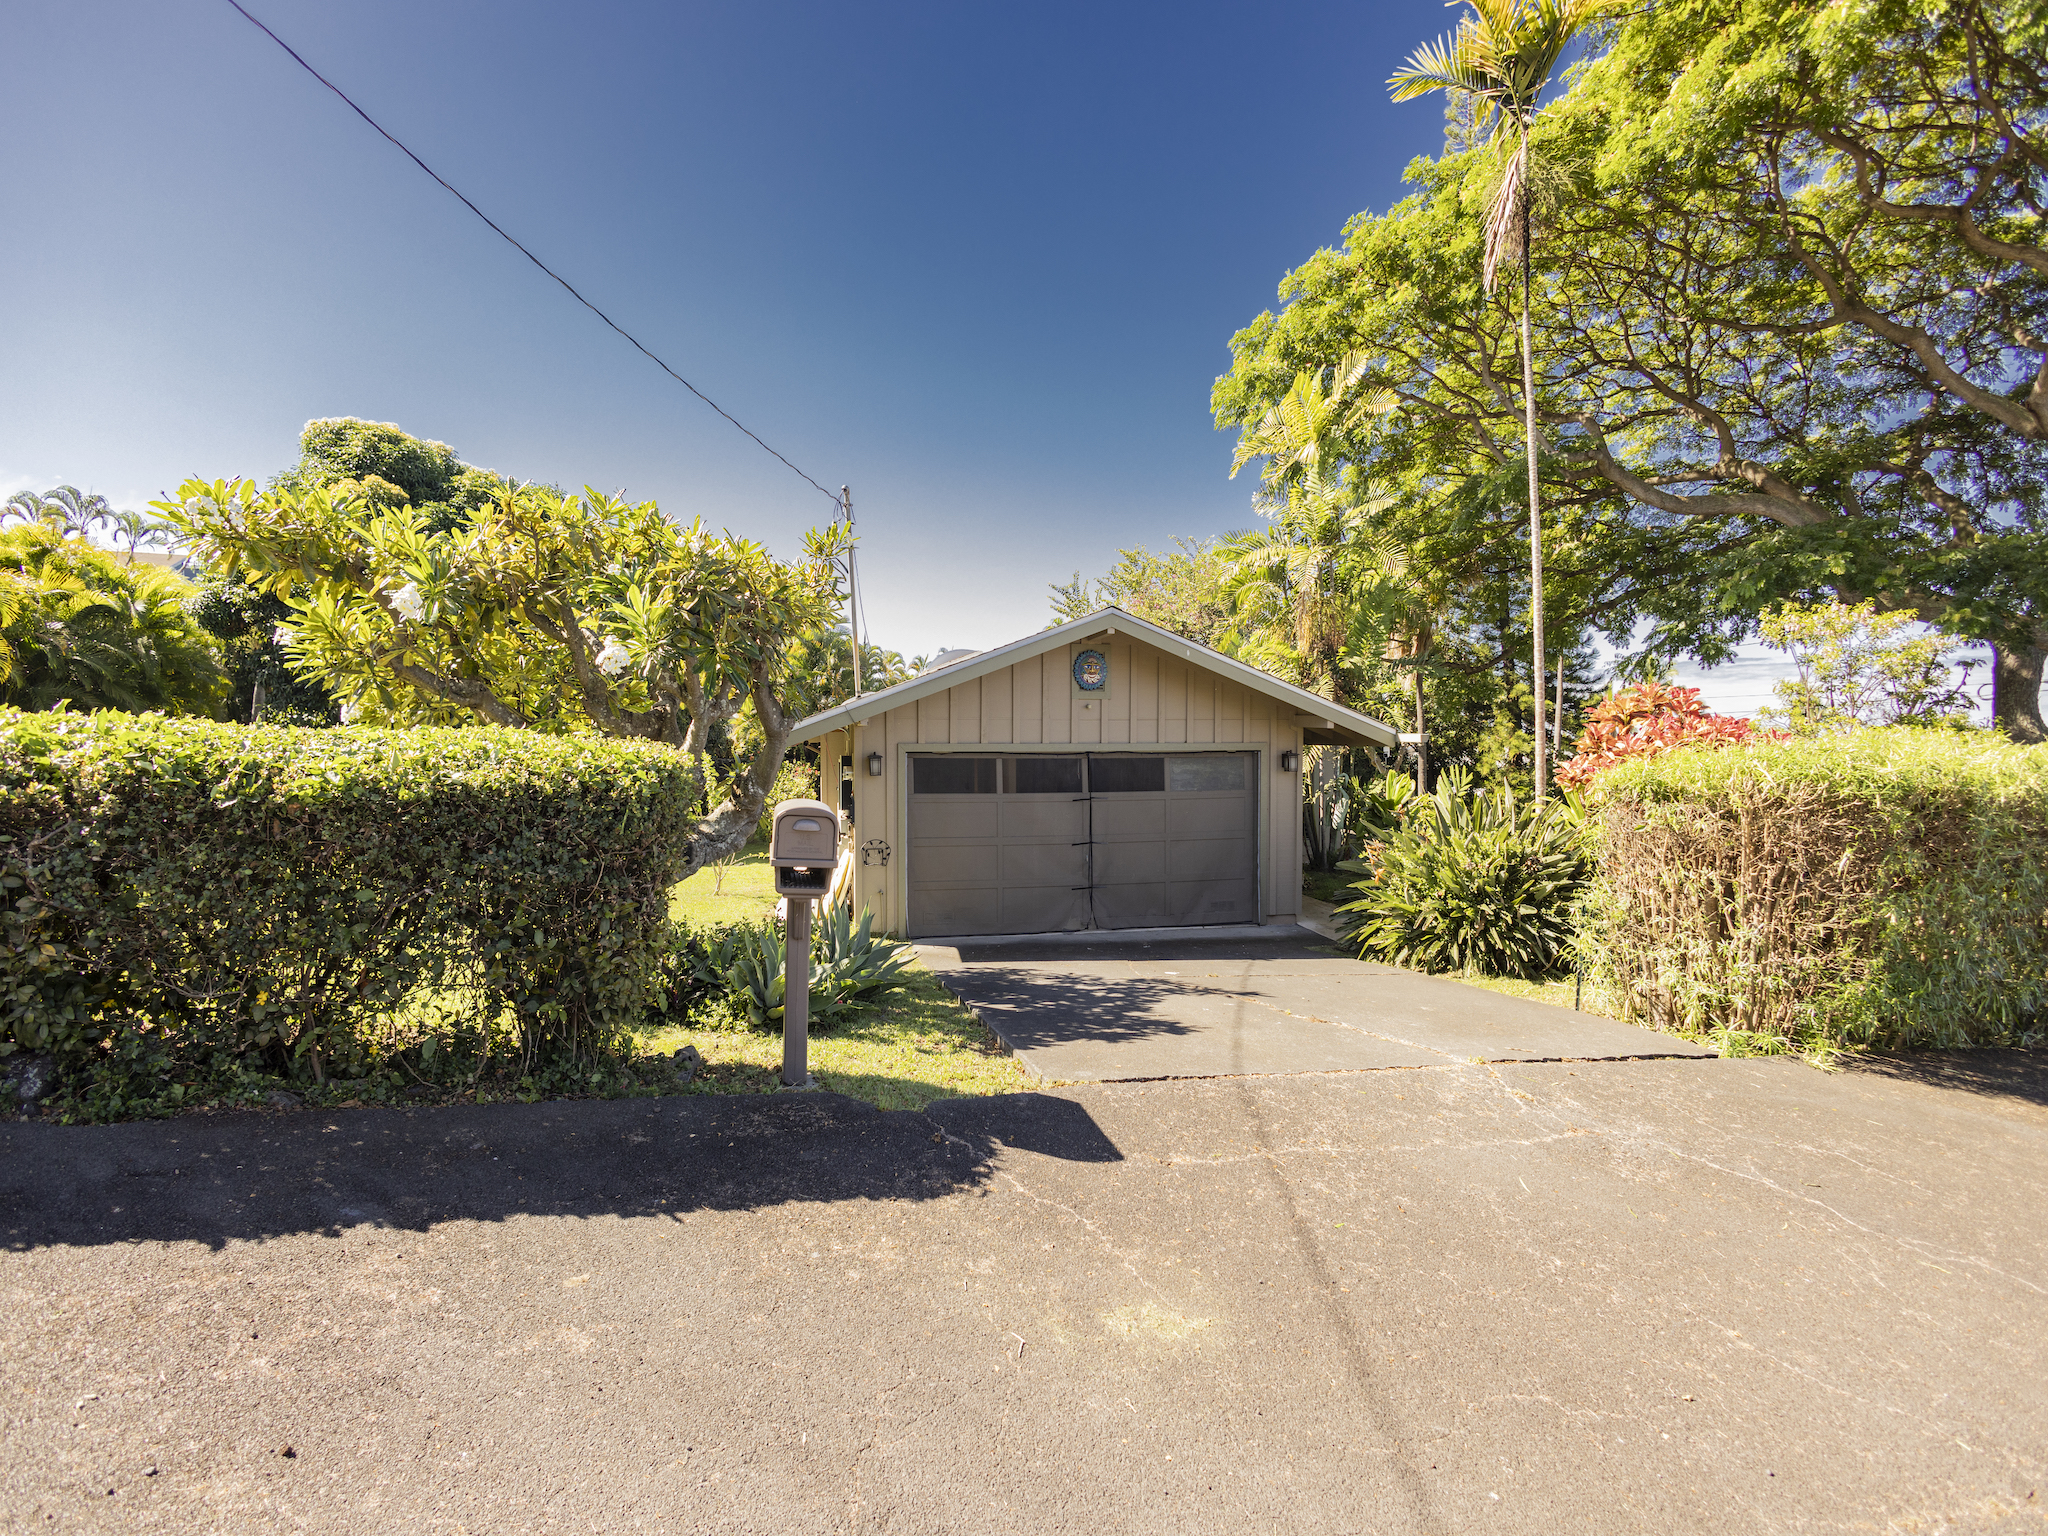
7, 0, 1940, 717
5, 0, 1456, 652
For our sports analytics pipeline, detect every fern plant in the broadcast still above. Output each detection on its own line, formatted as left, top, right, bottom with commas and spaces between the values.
1336, 768, 1589, 978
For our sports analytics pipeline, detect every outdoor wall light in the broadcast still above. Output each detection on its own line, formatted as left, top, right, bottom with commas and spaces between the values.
866, 751, 884, 777
1278, 750, 1299, 773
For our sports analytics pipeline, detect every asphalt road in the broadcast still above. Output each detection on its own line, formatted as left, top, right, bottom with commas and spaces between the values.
3, 1050, 2044, 1534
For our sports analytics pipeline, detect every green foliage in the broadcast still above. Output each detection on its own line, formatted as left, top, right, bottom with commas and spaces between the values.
776, 626, 919, 722
1583, 729, 2048, 1050
814, 903, 915, 1005
0, 527, 227, 716
688, 905, 911, 1030
275, 418, 511, 534
184, 568, 338, 725
1213, 0, 2048, 742
0, 711, 696, 1107
156, 432, 848, 873
1337, 768, 1591, 978
1050, 538, 1239, 649
752, 757, 818, 840
1757, 601, 1975, 733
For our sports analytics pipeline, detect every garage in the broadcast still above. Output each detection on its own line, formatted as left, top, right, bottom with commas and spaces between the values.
905, 751, 1257, 938
789, 606, 1398, 940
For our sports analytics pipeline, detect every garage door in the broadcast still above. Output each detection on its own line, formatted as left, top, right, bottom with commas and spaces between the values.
906, 752, 1257, 938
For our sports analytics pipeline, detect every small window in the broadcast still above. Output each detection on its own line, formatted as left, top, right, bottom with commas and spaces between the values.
1169, 755, 1248, 792
1006, 756, 1084, 795
1088, 756, 1165, 793
913, 756, 998, 794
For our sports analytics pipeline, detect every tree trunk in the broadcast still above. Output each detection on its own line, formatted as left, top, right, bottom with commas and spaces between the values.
1518, 117, 1548, 799
1992, 642, 2048, 743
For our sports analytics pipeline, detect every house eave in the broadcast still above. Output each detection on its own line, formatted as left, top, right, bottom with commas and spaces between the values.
789, 607, 1400, 749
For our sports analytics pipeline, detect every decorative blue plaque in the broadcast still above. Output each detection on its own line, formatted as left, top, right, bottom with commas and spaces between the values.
1072, 649, 1108, 692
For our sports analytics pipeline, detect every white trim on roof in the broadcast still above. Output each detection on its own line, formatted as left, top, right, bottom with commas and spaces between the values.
789, 606, 1399, 748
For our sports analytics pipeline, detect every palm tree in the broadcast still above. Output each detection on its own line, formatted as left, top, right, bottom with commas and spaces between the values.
2, 485, 114, 538
1229, 356, 1397, 493
1390, 0, 1613, 796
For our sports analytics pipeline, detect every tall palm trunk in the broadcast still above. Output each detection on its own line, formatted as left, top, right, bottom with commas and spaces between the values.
1517, 117, 1548, 798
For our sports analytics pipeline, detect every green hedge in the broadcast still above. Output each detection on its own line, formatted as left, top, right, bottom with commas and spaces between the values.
1, 711, 695, 1083
1582, 729, 2048, 1050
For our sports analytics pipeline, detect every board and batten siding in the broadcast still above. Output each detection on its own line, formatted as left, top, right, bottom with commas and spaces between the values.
823, 632, 1305, 938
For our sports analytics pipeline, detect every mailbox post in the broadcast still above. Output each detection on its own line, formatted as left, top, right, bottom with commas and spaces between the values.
769, 799, 842, 1090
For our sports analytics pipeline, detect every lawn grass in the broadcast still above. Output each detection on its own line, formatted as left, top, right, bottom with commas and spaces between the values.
634, 966, 1032, 1109
669, 839, 780, 927
654, 841, 1034, 1109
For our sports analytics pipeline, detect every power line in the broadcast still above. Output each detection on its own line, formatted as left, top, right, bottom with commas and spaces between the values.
221, 0, 841, 507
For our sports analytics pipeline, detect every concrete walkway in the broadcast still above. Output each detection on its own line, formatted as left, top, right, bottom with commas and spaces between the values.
916, 927, 1714, 1082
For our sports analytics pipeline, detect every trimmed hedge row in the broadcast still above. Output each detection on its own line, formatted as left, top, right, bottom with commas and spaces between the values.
1581, 730, 2048, 1050
1, 711, 695, 1080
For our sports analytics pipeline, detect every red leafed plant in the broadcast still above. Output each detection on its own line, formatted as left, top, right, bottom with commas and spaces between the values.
1557, 681, 1771, 790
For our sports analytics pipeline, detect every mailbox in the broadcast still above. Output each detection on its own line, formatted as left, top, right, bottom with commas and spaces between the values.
770, 799, 840, 898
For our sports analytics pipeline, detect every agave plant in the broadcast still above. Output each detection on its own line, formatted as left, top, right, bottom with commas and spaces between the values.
812, 903, 913, 1005
701, 905, 912, 1031
1337, 767, 1589, 978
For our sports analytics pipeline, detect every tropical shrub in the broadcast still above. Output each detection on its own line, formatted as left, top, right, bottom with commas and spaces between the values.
0, 527, 227, 716
752, 756, 819, 840
0, 711, 695, 1103
1557, 681, 1766, 790
1582, 729, 2048, 1051
677, 904, 911, 1030
1337, 769, 1591, 978
814, 903, 915, 1007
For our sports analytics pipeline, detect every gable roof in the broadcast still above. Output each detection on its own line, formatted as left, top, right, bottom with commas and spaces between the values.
789, 606, 1400, 749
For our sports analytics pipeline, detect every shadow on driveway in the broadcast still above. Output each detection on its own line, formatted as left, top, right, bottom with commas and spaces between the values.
1838, 1046, 2048, 1108
0, 1090, 1122, 1253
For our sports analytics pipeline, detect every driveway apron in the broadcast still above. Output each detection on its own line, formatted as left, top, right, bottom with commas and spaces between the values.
916, 929, 1716, 1081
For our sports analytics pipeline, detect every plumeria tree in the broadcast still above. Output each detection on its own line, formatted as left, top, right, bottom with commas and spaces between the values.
156, 476, 848, 875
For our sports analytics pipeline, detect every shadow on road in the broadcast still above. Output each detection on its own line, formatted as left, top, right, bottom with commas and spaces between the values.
0, 1089, 1121, 1253
1838, 1047, 2048, 1109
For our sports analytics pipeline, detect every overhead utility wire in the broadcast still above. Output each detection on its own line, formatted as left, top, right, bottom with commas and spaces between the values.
221, 0, 841, 507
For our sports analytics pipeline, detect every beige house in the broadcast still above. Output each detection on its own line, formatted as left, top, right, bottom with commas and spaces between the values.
789, 607, 1397, 940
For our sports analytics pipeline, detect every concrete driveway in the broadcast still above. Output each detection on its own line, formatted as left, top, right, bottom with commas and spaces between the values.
916, 928, 1714, 1081
3, 1049, 2043, 1534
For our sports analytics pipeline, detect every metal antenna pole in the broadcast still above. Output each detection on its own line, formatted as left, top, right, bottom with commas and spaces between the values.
842, 485, 862, 700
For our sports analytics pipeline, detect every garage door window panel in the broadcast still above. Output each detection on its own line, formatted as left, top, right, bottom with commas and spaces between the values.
1169, 755, 1247, 792
1088, 756, 1165, 793
1006, 756, 1084, 795
914, 756, 999, 794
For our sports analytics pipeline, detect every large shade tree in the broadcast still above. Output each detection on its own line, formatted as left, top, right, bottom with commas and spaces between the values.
1222, 0, 2048, 742
1538, 0, 2048, 736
